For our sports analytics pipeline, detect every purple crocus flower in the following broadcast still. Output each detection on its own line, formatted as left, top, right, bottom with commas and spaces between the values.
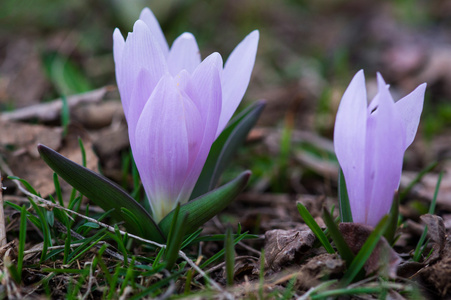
334, 70, 426, 226
113, 8, 259, 221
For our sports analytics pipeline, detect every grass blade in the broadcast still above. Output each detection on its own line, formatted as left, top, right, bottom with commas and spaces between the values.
16, 205, 28, 281
384, 194, 399, 245
297, 202, 334, 254
225, 227, 235, 286
322, 208, 354, 266
429, 170, 443, 215
164, 208, 189, 270
338, 167, 352, 222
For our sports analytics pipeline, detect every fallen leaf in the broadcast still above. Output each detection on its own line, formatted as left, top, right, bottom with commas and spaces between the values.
421, 214, 445, 264
263, 225, 316, 272
419, 236, 451, 297
339, 222, 402, 278
296, 253, 345, 290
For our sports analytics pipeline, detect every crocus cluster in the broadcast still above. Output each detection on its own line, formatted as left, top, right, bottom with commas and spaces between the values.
113, 8, 259, 222
334, 70, 426, 226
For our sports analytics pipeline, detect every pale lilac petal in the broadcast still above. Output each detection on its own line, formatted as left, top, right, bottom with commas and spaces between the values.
120, 20, 168, 117
185, 52, 223, 126
395, 83, 426, 149
173, 69, 190, 91
127, 68, 154, 152
334, 70, 367, 224
365, 74, 405, 226
167, 33, 201, 76
179, 53, 223, 198
139, 7, 169, 56
134, 75, 201, 221
218, 30, 259, 134
113, 28, 125, 85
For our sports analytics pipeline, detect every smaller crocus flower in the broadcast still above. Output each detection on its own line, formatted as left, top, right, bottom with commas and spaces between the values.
113, 8, 259, 222
334, 70, 426, 226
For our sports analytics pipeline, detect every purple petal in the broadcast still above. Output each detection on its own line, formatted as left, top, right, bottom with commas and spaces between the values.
113, 28, 125, 85
120, 20, 167, 118
218, 30, 259, 134
127, 68, 155, 153
167, 33, 201, 76
395, 83, 426, 149
134, 74, 202, 221
139, 7, 169, 57
334, 70, 368, 224
364, 74, 405, 226
179, 53, 223, 197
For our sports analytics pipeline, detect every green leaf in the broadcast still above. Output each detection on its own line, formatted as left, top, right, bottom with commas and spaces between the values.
338, 167, 352, 222
190, 101, 265, 199
200, 231, 250, 268
225, 227, 235, 286
297, 202, 334, 254
37, 144, 166, 243
159, 171, 251, 237
322, 208, 354, 266
384, 194, 399, 245
16, 205, 27, 282
429, 170, 443, 215
164, 205, 189, 270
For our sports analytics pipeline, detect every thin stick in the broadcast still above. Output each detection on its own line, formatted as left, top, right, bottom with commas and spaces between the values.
0, 171, 6, 247
1, 86, 113, 122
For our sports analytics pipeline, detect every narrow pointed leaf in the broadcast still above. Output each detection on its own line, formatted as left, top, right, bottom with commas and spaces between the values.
225, 227, 235, 286
297, 202, 334, 254
338, 167, 353, 222
190, 101, 264, 199
383, 194, 399, 245
37, 144, 165, 243
164, 206, 189, 270
160, 171, 251, 236
322, 208, 354, 266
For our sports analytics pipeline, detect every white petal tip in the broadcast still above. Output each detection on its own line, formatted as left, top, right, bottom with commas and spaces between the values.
179, 32, 196, 40
113, 28, 124, 42
139, 7, 152, 18
133, 19, 149, 32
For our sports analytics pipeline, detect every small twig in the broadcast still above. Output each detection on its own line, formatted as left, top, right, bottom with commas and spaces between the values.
4, 195, 105, 214
1, 86, 113, 122
81, 261, 95, 300
0, 158, 226, 294
23, 242, 107, 255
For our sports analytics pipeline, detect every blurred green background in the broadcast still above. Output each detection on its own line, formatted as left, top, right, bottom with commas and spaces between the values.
1, 0, 451, 193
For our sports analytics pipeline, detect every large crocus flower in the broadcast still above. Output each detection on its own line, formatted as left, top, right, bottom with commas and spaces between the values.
113, 8, 259, 222
334, 70, 426, 226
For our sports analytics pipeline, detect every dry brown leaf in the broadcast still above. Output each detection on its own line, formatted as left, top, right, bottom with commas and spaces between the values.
2, 122, 98, 198
295, 253, 345, 290
339, 223, 402, 278
421, 214, 445, 264
420, 236, 451, 297
263, 225, 316, 272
